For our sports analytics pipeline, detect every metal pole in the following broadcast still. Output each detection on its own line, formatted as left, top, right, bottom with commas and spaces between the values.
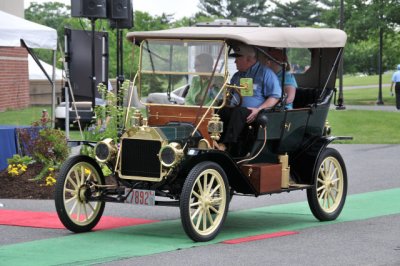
117, 29, 125, 128
65, 82, 69, 139
336, 0, 345, 110
91, 18, 96, 109
376, 0, 384, 105
51, 49, 56, 128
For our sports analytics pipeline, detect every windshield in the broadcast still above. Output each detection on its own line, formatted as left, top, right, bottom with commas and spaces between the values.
139, 39, 227, 106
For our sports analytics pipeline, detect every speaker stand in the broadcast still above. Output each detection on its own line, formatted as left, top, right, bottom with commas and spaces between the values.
90, 18, 97, 109
116, 28, 124, 127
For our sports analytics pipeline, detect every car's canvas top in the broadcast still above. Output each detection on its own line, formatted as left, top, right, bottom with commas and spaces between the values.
126, 27, 347, 48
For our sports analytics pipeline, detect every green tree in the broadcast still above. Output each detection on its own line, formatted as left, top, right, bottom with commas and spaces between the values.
320, 0, 400, 74
25, 1, 70, 41
198, 0, 270, 25
269, 0, 322, 27
25, 2, 71, 66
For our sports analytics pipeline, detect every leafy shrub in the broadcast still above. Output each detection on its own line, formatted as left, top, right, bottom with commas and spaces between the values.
85, 80, 132, 142
6, 155, 34, 177
17, 121, 69, 180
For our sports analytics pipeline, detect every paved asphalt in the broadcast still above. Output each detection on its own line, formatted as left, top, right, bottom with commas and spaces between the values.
1, 144, 400, 265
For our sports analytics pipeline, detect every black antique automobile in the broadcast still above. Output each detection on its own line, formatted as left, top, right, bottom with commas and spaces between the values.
55, 27, 351, 242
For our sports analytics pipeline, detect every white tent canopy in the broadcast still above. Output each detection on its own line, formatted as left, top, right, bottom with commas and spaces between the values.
0, 10, 57, 50
28, 55, 63, 80
0, 10, 58, 127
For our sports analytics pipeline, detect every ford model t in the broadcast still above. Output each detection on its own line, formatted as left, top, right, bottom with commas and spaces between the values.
55, 27, 350, 241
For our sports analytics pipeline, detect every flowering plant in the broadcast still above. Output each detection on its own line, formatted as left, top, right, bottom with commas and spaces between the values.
7, 155, 34, 177
44, 167, 56, 186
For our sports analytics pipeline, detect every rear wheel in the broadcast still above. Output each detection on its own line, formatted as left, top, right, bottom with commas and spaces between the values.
55, 155, 105, 232
307, 148, 347, 221
180, 161, 229, 242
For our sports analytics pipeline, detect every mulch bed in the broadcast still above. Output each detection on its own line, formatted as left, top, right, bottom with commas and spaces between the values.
0, 163, 55, 199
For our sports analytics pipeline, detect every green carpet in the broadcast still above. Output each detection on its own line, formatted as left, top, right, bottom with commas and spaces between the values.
0, 188, 399, 265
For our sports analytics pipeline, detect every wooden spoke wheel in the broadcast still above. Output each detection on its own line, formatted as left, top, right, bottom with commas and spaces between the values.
180, 161, 229, 242
55, 155, 105, 232
307, 148, 347, 221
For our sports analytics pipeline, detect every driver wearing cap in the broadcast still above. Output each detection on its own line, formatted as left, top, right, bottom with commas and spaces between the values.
215, 44, 281, 154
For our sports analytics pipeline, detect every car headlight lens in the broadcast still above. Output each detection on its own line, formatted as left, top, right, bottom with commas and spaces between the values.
159, 142, 183, 168
95, 138, 117, 163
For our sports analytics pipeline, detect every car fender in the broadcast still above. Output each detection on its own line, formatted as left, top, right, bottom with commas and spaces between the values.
179, 149, 257, 195
290, 136, 351, 184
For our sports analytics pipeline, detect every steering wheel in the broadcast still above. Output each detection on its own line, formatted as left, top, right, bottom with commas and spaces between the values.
226, 86, 242, 107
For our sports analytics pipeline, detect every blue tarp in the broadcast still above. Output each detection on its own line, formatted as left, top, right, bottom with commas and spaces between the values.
0, 125, 37, 171
0, 126, 19, 171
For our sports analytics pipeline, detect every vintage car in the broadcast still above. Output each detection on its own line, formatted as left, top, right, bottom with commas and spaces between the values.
55, 27, 351, 242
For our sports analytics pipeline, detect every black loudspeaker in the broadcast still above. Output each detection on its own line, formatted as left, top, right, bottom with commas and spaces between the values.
64, 28, 109, 101
71, 0, 107, 19
110, 0, 129, 19
109, 0, 133, 29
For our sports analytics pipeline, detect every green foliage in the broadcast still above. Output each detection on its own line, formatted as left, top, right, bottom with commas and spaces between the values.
7, 155, 35, 177
34, 127, 69, 165
85, 80, 132, 142
25, 2, 71, 68
7, 155, 35, 166
198, 0, 270, 24
269, 0, 322, 27
17, 121, 69, 180
319, 0, 400, 74
22, 1, 400, 79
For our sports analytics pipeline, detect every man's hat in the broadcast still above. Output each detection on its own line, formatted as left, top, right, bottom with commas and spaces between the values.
229, 44, 256, 57
267, 49, 287, 62
397, 64, 400, 70
266, 49, 290, 71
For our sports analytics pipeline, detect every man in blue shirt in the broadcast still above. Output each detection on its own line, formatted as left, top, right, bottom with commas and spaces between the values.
264, 49, 297, 109
390, 64, 400, 110
215, 44, 281, 153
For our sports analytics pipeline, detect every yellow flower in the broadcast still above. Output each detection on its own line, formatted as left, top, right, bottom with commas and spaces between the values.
48, 167, 54, 172
8, 168, 19, 176
84, 168, 91, 176
45, 176, 56, 186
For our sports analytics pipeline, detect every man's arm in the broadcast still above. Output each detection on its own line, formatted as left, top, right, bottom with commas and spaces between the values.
246, 97, 279, 123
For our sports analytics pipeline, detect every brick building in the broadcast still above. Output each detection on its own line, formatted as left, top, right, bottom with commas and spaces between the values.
0, 10, 57, 112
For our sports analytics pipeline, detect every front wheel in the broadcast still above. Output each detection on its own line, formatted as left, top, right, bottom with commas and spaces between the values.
180, 161, 230, 242
307, 148, 347, 221
55, 155, 105, 232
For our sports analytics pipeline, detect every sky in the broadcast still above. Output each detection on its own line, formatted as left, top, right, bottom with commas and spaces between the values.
25, 0, 201, 19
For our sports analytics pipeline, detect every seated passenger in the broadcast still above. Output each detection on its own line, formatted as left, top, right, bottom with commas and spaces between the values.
185, 53, 224, 106
215, 44, 281, 154
265, 49, 297, 109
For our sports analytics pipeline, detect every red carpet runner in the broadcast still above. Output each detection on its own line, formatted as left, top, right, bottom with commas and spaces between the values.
0, 209, 158, 230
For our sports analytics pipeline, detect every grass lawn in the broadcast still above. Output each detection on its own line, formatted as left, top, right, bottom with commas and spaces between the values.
327, 109, 400, 144
0, 106, 87, 141
343, 87, 396, 105
0, 106, 48, 126
1, 106, 398, 144
340, 72, 393, 87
